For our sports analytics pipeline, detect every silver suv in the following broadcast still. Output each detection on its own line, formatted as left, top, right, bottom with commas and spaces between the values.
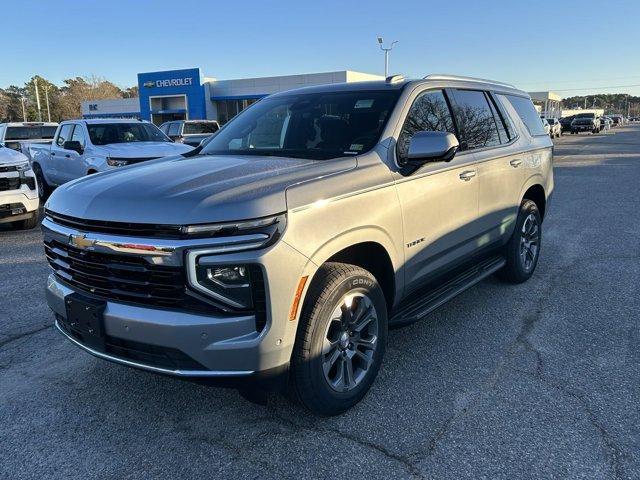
42, 74, 553, 415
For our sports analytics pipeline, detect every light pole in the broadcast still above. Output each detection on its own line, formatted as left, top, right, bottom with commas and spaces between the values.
377, 37, 398, 78
20, 96, 27, 121
34, 78, 42, 122
44, 85, 51, 122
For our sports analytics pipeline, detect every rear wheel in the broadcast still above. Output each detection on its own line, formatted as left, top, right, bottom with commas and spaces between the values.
498, 199, 542, 284
290, 262, 388, 415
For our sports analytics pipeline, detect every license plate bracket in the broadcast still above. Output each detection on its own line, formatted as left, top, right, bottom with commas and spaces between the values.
64, 293, 107, 351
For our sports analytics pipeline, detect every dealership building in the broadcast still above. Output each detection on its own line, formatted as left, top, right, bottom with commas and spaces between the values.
81, 68, 383, 125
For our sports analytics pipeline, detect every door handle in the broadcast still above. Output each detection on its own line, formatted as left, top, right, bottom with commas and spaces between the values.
51, 152, 56, 156
509, 159, 523, 168
459, 170, 476, 181
65, 154, 71, 158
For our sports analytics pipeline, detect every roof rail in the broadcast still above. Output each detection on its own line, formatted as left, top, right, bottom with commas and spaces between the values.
424, 74, 516, 89
385, 74, 405, 84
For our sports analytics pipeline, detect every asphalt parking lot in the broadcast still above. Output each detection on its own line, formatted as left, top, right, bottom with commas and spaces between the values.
1, 125, 639, 479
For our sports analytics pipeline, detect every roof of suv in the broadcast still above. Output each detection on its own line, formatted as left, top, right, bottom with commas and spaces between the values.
63, 119, 152, 125
270, 74, 527, 98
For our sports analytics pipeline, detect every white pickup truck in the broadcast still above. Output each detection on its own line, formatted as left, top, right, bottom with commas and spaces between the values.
30, 119, 194, 197
0, 122, 59, 157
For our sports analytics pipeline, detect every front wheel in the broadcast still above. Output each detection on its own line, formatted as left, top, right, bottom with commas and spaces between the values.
498, 199, 542, 284
290, 262, 388, 415
13, 211, 39, 230
32, 164, 51, 200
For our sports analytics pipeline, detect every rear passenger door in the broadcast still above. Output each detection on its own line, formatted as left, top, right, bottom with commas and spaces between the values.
393, 88, 480, 293
448, 89, 524, 247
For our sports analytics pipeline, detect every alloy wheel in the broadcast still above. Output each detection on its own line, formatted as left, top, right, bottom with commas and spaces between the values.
322, 293, 378, 393
520, 213, 540, 271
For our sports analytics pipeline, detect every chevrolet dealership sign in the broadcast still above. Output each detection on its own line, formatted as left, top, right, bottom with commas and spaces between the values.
144, 77, 194, 88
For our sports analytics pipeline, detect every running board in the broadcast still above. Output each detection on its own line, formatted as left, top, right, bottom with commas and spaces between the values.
389, 256, 506, 328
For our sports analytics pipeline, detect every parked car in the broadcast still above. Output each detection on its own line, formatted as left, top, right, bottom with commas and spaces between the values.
43, 75, 553, 415
160, 120, 220, 147
571, 113, 601, 134
0, 122, 58, 156
541, 118, 550, 135
0, 143, 39, 229
545, 118, 562, 138
610, 115, 623, 126
559, 115, 576, 133
30, 119, 194, 198
600, 116, 613, 130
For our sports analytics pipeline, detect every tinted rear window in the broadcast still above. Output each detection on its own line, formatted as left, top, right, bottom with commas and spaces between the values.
183, 122, 219, 134
449, 89, 501, 150
5, 126, 57, 140
504, 95, 546, 136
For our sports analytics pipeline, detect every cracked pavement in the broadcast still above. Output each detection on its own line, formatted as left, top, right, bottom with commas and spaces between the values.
1, 125, 639, 479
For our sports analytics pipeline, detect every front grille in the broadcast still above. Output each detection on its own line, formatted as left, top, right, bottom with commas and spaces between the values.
45, 238, 213, 312
45, 210, 184, 238
0, 165, 18, 173
0, 177, 20, 191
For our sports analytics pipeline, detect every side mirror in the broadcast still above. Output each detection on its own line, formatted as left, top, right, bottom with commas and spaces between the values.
63, 140, 83, 155
406, 131, 459, 165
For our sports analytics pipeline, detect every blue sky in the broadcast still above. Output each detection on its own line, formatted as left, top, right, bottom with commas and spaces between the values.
5, 0, 640, 97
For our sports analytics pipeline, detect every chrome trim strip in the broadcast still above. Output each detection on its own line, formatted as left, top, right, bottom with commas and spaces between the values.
42, 217, 269, 265
54, 320, 254, 378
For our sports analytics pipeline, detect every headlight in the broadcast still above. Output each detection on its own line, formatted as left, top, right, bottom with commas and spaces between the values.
194, 264, 255, 309
182, 214, 285, 238
106, 157, 130, 167
15, 162, 31, 172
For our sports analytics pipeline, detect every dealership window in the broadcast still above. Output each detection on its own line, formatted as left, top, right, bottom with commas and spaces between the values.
216, 98, 260, 124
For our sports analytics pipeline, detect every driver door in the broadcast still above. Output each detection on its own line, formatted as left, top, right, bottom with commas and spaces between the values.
57, 124, 88, 183
48, 124, 74, 185
392, 88, 480, 293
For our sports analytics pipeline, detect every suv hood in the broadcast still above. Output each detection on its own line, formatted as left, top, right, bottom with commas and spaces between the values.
0, 146, 28, 165
45, 154, 355, 225
99, 141, 193, 158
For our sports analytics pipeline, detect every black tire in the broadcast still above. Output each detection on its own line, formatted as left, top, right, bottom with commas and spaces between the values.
14, 211, 39, 230
32, 163, 51, 200
290, 262, 388, 416
498, 199, 542, 284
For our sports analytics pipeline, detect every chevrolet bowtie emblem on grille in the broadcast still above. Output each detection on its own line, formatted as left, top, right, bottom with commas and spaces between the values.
69, 233, 95, 251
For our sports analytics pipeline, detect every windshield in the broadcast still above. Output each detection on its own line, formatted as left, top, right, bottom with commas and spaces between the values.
183, 122, 219, 135
201, 90, 401, 160
87, 123, 170, 145
5, 126, 57, 140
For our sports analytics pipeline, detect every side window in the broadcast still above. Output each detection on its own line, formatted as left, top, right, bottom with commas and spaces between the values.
397, 89, 456, 162
56, 124, 74, 147
168, 122, 181, 136
504, 94, 546, 136
449, 89, 501, 150
70, 124, 86, 148
159, 123, 170, 134
485, 92, 511, 143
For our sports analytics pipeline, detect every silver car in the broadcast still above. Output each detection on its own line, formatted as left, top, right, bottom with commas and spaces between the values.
43, 74, 553, 415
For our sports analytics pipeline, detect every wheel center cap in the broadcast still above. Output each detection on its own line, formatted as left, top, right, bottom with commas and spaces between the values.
339, 331, 350, 349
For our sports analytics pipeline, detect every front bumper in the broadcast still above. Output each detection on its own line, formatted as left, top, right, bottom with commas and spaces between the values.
0, 180, 39, 224
44, 227, 312, 383
572, 124, 594, 131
